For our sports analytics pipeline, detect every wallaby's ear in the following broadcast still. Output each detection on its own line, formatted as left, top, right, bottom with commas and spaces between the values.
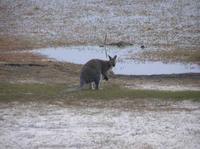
108, 55, 112, 60
114, 55, 117, 59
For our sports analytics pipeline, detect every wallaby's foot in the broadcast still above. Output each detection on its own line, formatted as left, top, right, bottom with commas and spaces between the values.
95, 84, 99, 90
90, 83, 95, 90
94, 79, 100, 90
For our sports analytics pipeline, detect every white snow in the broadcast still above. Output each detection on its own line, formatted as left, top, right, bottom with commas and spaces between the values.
0, 100, 200, 149
1, 0, 200, 47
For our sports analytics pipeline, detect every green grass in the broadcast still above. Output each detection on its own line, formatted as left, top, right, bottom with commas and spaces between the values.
72, 84, 200, 101
0, 83, 200, 102
0, 83, 66, 101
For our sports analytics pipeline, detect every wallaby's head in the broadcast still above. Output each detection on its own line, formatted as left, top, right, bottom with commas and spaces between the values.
108, 55, 117, 67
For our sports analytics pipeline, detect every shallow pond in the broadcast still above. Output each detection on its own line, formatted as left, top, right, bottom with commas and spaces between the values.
34, 46, 200, 75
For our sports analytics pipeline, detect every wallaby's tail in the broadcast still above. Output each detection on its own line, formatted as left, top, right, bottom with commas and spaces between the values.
63, 76, 84, 93
60, 85, 82, 94
80, 77, 85, 89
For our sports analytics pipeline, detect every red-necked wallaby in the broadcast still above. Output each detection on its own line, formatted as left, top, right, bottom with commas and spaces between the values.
80, 55, 117, 90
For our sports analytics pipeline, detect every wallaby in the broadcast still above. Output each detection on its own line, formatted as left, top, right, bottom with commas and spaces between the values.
80, 55, 117, 90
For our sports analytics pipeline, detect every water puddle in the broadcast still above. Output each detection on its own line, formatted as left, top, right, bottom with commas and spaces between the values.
34, 46, 200, 75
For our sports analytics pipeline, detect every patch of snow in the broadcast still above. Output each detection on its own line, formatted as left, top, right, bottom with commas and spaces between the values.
126, 83, 200, 91
1, 0, 200, 47
0, 101, 199, 149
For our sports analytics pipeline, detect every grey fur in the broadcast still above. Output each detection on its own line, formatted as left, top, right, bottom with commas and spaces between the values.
80, 55, 117, 90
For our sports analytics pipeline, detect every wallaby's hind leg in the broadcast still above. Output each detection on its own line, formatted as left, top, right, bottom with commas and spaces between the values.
94, 79, 100, 90
98, 74, 103, 89
90, 82, 95, 90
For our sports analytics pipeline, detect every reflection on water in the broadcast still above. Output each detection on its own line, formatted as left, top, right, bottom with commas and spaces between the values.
34, 46, 200, 75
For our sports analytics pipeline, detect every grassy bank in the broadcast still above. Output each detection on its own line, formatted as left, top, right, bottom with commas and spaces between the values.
74, 84, 200, 101
0, 83, 200, 102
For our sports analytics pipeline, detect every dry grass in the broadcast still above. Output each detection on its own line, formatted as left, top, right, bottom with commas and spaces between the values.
0, 36, 47, 51
0, 36, 93, 53
0, 60, 81, 84
136, 48, 200, 64
0, 36, 47, 62
0, 52, 44, 62
49, 39, 90, 47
